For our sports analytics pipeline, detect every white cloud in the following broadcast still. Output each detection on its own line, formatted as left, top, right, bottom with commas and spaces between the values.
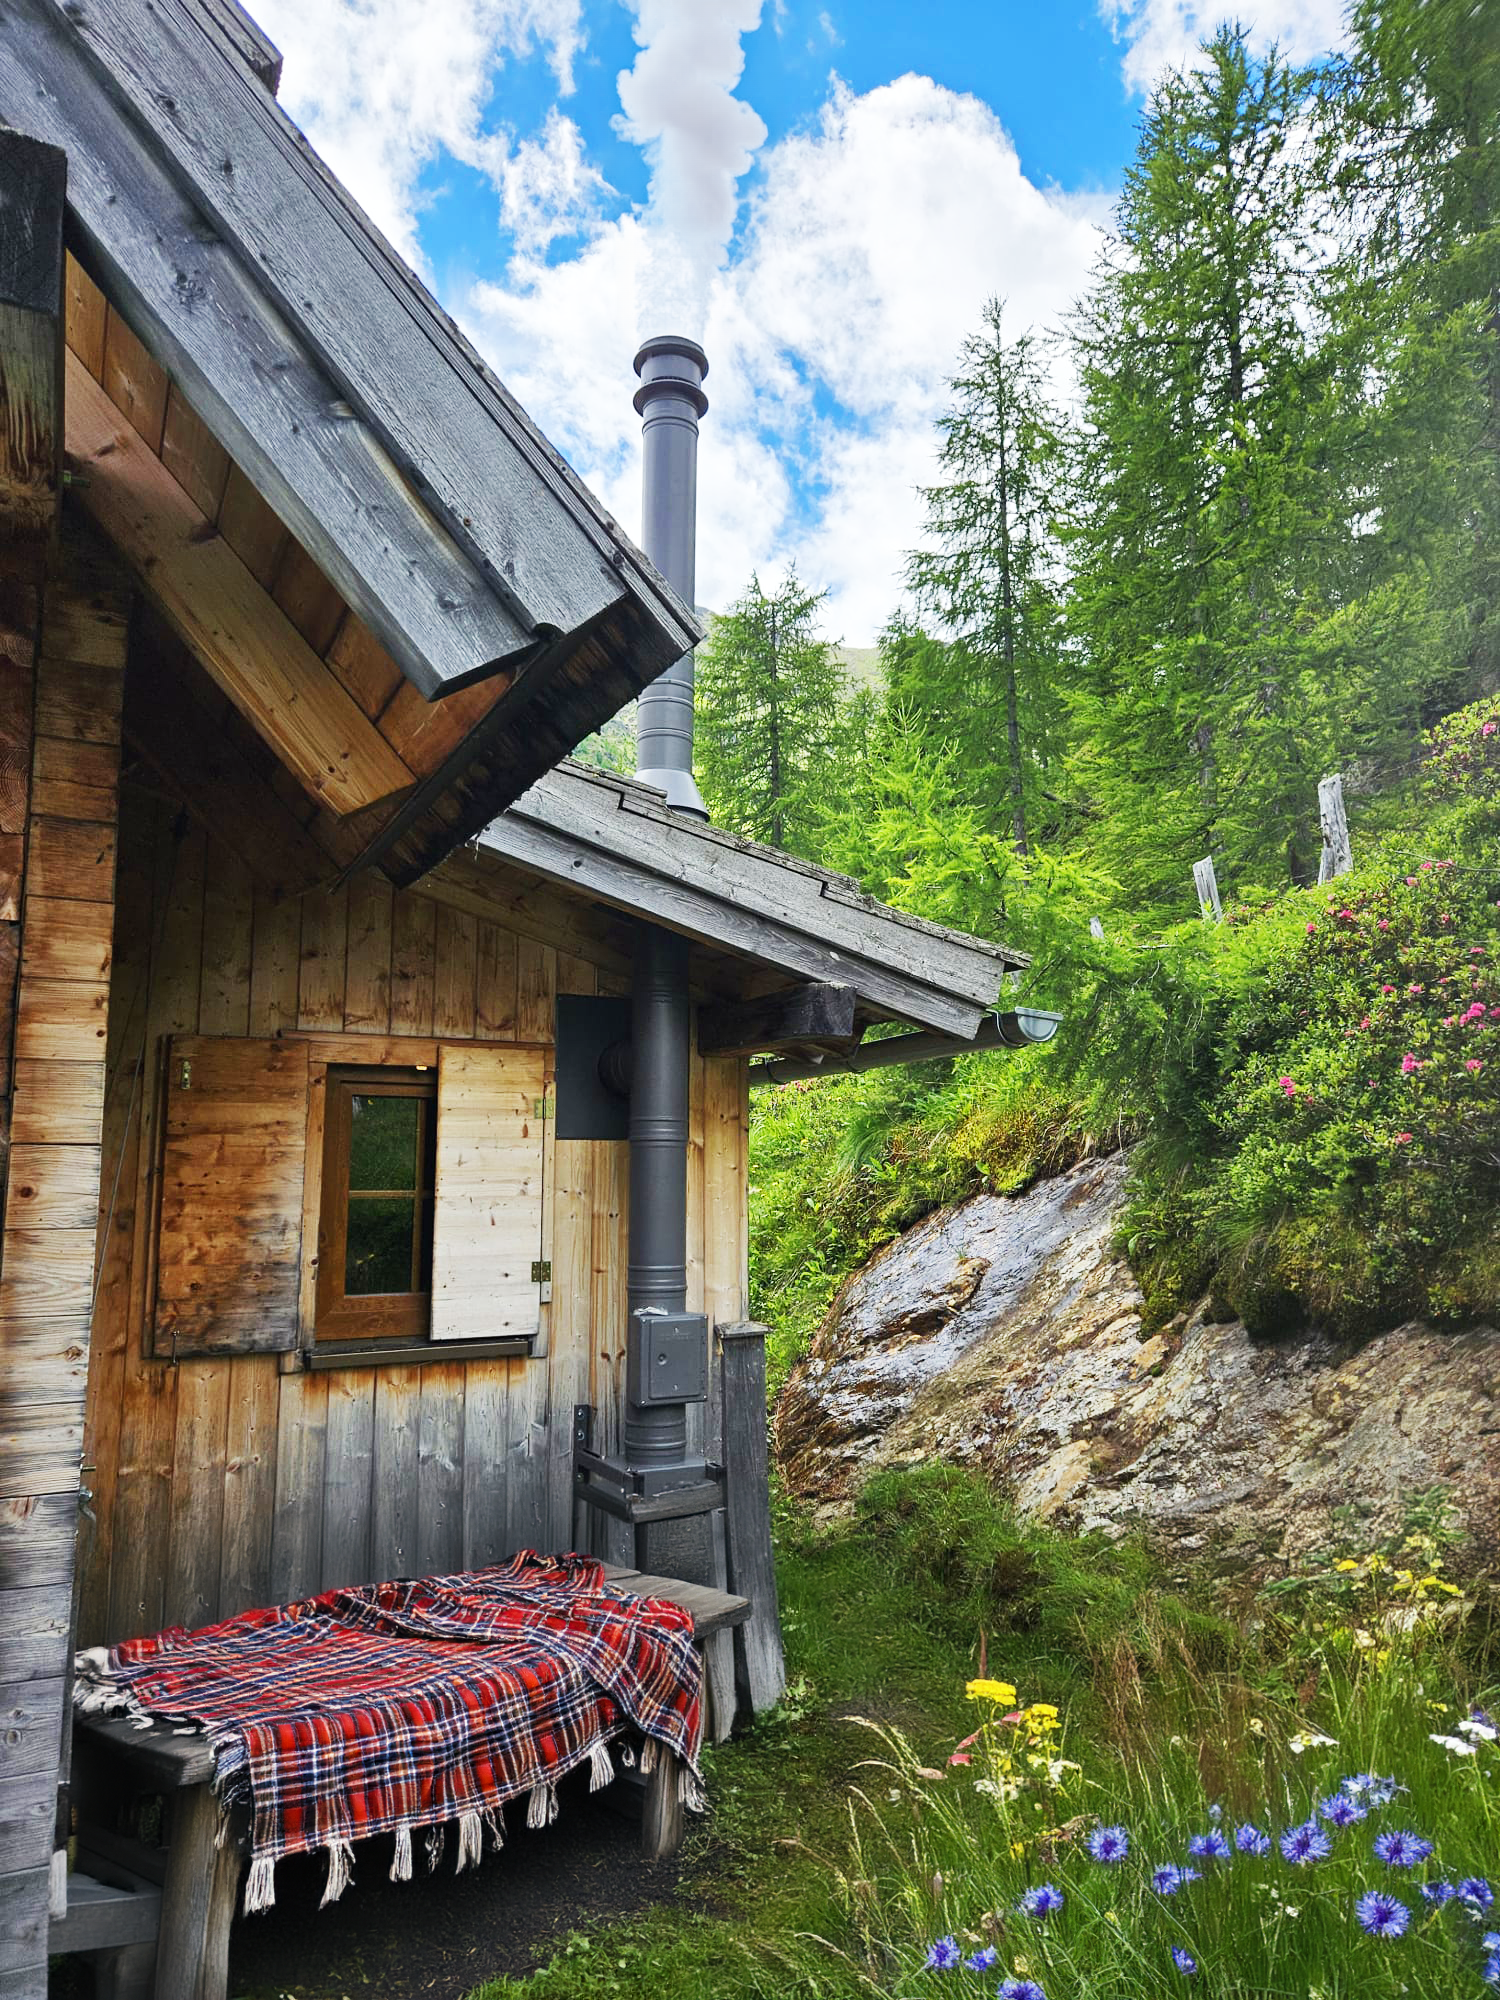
469, 73, 1104, 643
251, 0, 588, 265
1098, 0, 1348, 96
615, 0, 769, 332
500, 110, 612, 256
250, 2, 1107, 645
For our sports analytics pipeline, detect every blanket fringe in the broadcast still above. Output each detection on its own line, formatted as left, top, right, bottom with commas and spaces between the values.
426, 1825, 445, 1872
639, 1738, 658, 1776
484, 1807, 505, 1852
456, 1810, 484, 1874
320, 1839, 354, 1908
589, 1740, 614, 1792
678, 1763, 707, 1814
243, 1853, 277, 1915
526, 1782, 559, 1829
49, 1849, 67, 1921
390, 1823, 413, 1883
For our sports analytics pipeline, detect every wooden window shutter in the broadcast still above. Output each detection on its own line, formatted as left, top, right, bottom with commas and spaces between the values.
151, 1035, 310, 1356
432, 1044, 547, 1343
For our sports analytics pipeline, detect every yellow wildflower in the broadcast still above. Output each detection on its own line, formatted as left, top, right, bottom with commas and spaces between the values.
966, 1678, 1018, 1705
1335, 1559, 1360, 1572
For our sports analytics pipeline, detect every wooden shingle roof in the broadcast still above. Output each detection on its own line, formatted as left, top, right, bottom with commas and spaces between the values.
0, 0, 702, 877
479, 762, 1027, 1040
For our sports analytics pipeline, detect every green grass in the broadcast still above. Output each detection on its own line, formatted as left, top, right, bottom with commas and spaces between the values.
471, 1471, 1497, 2000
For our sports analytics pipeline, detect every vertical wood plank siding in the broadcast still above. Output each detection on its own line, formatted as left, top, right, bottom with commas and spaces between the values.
77, 795, 752, 1643
0, 538, 127, 2000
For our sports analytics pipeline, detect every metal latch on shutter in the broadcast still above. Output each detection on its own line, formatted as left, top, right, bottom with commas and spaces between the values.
532, 1260, 552, 1302
533, 1092, 554, 1118
177, 1056, 192, 1089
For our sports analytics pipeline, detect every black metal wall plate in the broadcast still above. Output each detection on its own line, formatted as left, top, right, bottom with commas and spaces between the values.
555, 993, 632, 1138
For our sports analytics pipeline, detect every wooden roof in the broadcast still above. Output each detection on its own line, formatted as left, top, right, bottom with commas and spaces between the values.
478, 763, 1026, 1039
0, 0, 701, 878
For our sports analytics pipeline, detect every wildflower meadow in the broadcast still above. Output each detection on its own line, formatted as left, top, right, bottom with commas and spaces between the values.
818, 1638, 1497, 1999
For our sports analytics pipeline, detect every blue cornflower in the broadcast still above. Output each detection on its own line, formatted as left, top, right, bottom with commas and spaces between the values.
1188, 1830, 1231, 1861
1461, 1877, 1496, 1909
1280, 1821, 1332, 1866
963, 1946, 998, 1971
1151, 1865, 1200, 1895
1483, 1932, 1500, 1952
1344, 1772, 1399, 1807
1422, 1880, 1459, 1905
1471, 1707, 1494, 1729
1373, 1830, 1434, 1869
923, 1936, 960, 1970
998, 1983, 1047, 2000
1318, 1792, 1366, 1826
1234, 1823, 1272, 1856
1017, 1883, 1064, 1918
1356, 1890, 1412, 1939
1485, 1955, 1500, 1991
1171, 1946, 1198, 1975
1088, 1825, 1130, 1863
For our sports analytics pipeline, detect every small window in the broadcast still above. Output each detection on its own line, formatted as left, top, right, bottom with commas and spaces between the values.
317, 1068, 437, 1341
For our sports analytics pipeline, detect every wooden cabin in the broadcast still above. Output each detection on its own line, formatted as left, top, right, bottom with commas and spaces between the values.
0, 3, 1030, 1991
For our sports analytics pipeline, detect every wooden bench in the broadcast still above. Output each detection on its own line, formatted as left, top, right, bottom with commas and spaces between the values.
60, 1571, 750, 2000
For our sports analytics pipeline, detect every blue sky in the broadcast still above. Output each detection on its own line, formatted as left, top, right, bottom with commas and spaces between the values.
254, 0, 1348, 642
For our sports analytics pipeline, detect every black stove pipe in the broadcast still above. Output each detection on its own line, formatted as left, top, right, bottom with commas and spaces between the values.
624, 335, 709, 1483
632, 336, 708, 819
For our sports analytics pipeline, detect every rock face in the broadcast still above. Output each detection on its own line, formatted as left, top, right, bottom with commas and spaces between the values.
773, 1154, 1500, 1570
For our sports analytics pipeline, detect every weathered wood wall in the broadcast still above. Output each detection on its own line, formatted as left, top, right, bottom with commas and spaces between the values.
0, 536, 127, 1991
77, 784, 750, 1648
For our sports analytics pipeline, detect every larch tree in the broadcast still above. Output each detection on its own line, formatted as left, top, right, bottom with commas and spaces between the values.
906, 302, 1069, 856
693, 569, 850, 855
1066, 29, 1363, 909
1328, 0, 1500, 694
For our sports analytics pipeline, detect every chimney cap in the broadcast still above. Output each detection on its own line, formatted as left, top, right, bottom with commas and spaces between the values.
633, 333, 709, 418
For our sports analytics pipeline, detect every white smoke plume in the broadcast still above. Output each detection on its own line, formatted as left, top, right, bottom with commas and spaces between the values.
615, 0, 769, 335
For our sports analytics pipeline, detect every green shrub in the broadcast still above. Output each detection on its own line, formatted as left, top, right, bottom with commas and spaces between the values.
752, 695, 1500, 1374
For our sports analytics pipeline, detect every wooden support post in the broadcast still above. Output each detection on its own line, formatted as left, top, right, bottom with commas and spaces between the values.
1317, 774, 1353, 884
640, 1751, 685, 1862
719, 1323, 785, 1716
91, 1941, 157, 2000
697, 983, 857, 1059
1192, 856, 1222, 922
703, 1510, 739, 1742
155, 1788, 242, 2000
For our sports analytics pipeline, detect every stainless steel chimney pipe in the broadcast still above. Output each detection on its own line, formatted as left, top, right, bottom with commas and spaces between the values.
621, 334, 710, 1499
632, 335, 708, 818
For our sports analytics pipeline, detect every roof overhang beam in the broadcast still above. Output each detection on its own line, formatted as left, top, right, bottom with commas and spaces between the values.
749, 1009, 1063, 1088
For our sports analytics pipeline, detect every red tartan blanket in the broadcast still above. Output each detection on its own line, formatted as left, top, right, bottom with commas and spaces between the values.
74, 1552, 702, 1911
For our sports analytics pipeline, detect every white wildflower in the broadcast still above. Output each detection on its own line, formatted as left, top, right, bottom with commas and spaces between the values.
1429, 1733, 1478, 1756
1289, 1732, 1338, 1754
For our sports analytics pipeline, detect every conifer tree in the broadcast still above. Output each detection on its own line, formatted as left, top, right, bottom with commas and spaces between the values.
906, 303, 1069, 855
1329, 0, 1500, 690
693, 570, 849, 854
1066, 29, 1389, 907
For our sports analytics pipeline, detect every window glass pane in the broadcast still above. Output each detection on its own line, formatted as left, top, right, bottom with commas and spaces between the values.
346, 1196, 416, 1294
348, 1092, 418, 1192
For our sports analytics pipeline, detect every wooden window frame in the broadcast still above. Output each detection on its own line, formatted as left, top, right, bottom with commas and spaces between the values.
293, 1033, 552, 1369
315, 1065, 436, 1343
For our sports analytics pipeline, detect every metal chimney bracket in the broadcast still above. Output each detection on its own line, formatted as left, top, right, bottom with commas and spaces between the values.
554, 994, 632, 1138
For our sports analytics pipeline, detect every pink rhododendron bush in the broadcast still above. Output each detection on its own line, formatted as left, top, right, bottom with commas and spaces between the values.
1134, 695, 1500, 1333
